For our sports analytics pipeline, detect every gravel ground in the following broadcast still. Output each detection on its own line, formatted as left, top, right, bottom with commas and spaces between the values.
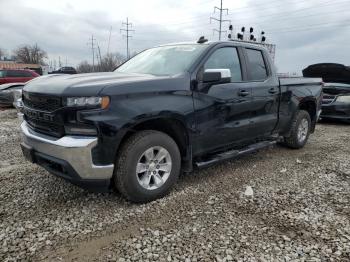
0, 109, 349, 262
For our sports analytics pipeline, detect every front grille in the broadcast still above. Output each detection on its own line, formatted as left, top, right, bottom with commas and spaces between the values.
322, 94, 336, 105
26, 118, 65, 137
23, 92, 61, 112
22, 92, 64, 137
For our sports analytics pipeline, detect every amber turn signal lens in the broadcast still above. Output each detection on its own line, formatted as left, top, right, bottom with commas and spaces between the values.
101, 96, 110, 109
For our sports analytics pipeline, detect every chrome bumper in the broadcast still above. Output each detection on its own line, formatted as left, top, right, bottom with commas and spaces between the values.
20, 121, 114, 180
317, 109, 322, 121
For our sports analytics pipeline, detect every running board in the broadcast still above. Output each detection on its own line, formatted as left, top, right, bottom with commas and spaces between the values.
195, 140, 277, 168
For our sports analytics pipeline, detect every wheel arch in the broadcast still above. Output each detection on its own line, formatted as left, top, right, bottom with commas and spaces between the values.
298, 98, 317, 132
115, 115, 193, 172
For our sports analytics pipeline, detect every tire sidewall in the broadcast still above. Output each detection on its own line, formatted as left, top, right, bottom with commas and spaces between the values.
119, 132, 181, 201
295, 111, 311, 147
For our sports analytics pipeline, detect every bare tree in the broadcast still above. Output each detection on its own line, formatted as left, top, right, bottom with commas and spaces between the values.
0, 48, 5, 60
77, 52, 126, 74
98, 52, 126, 72
13, 44, 47, 65
77, 61, 94, 73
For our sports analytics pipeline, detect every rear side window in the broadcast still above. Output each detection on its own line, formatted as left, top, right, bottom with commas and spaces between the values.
245, 49, 268, 81
0, 71, 5, 77
204, 47, 242, 82
6, 70, 22, 77
23, 71, 34, 77
6, 70, 32, 77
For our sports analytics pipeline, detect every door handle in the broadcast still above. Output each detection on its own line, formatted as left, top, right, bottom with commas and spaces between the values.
268, 88, 278, 94
238, 90, 250, 97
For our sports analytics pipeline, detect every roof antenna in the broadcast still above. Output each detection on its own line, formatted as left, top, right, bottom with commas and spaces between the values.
197, 36, 208, 44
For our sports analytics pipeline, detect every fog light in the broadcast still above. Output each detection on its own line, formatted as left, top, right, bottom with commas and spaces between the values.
64, 126, 97, 135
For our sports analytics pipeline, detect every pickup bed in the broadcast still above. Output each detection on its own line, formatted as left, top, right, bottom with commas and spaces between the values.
20, 40, 323, 202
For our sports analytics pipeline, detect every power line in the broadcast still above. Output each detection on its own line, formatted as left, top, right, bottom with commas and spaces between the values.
143, 0, 319, 27
120, 17, 135, 59
156, 0, 347, 27
210, 0, 231, 40
266, 20, 350, 33
87, 34, 96, 72
229, 0, 349, 21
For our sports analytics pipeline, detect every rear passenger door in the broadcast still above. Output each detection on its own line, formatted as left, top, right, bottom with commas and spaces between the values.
244, 48, 280, 137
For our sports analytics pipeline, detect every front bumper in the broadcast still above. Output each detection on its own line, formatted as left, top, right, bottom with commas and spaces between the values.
0, 92, 13, 107
321, 103, 350, 121
20, 121, 114, 191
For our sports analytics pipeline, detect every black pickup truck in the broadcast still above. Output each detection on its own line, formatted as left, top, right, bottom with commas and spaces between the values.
20, 40, 323, 203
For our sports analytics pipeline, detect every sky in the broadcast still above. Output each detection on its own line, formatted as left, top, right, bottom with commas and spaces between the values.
0, 0, 349, 73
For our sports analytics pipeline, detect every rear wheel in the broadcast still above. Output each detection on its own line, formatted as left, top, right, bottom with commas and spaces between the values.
282, 110, 311, 149
114, 130, 181, 203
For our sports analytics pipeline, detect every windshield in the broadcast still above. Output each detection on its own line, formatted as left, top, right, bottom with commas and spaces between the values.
115, 44, 208, 76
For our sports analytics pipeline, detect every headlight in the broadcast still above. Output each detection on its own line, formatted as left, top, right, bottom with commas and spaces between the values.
65, 96, 110, 109
336, 95, 350, 103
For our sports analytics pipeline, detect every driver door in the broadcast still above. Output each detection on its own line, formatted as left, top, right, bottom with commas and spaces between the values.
192, 46, 255, 155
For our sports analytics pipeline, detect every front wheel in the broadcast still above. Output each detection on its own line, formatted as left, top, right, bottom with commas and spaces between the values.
282, 110, 311, 149
114, 130, 181, 203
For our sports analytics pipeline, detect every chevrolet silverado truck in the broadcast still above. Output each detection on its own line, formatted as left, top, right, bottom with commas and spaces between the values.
20, 39, 323, 203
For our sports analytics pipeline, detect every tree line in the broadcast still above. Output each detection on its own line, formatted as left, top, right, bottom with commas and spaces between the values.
0, 44, 128, 73
0, 44, 47, 65
76, 52, 126, 73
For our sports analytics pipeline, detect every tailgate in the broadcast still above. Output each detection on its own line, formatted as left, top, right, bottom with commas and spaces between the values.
279, 77, 322, 86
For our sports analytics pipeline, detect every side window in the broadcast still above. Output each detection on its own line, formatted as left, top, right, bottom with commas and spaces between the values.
7, 70, 31, 77
0, 71, 5, 78
22, 71, 33, 77
6, 70, 19, 77
204, 47, 242, 82
245, 49, 268, 81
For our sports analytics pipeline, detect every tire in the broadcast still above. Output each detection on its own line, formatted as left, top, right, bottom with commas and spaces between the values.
282, 110, 311, 149
114, 130, 181, 203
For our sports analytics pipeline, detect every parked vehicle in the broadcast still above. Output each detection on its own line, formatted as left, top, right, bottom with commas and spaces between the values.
303, 63, 350, 85
303, 63, 350, 123
0, 83, 25, 107
319, 83, 350, 122
49, 67, 77, 74
20, 40, 323, 203
0, 69, 39, 85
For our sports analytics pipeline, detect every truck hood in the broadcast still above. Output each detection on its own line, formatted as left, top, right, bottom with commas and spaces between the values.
23, 72, 181, 96
0, 83, 25, 91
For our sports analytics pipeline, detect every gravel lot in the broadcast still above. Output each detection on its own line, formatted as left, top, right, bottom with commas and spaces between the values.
0, 109, 350, 261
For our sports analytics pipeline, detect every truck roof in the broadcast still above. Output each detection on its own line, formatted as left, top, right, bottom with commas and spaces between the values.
158, 40, 270, 52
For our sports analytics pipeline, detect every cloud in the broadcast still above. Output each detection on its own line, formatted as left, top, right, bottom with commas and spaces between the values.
0, 0, 349, 73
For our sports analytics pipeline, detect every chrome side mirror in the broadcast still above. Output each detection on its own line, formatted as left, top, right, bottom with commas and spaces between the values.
203, 69, 231, 83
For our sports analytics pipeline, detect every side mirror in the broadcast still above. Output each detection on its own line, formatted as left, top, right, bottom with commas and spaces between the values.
203, 69, 231, 84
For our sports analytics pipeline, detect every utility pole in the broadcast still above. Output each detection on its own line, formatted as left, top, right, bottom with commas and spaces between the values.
87, 35, 96, 72
120, 17, 135, 59
107, 26, 112, 55
97, 44, 103, 70
210, 0, 231, 40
